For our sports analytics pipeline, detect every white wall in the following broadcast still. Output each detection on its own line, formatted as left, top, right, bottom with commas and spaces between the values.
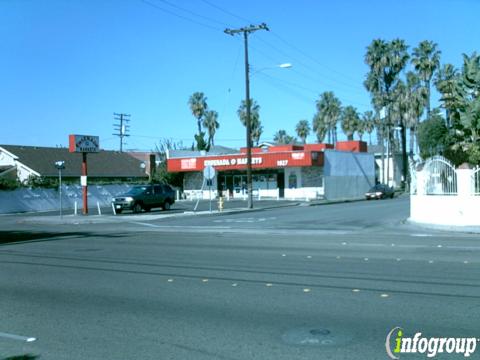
410, 195, 480, 226
410, 165, 480, 226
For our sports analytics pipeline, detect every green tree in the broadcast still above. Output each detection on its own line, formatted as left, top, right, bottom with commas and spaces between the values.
434, 63, 459, 127
341, 106, 360, 140
188, 92, 209, 151
295, 119, 311, 144
312, 113, 327, 143
273, 130, 296, 144
411, 40, 441, 117
365, 38, 409, 183
417, 109, 448, 159
315, 91, 342, 144
362, 110, 375, 145
202, 110, 219, 147
238, 99, 262, 146
154, 138, 185, 188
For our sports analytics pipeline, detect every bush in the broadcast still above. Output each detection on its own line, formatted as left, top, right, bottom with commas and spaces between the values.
0, 177, 20, 190
24, 175, 58, 189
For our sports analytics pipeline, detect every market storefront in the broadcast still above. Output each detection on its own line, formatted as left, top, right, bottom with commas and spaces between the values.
167, 141, 373, 201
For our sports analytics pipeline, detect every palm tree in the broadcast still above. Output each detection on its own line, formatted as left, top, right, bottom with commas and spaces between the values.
295, 119, 311, 144
341, 106, 360, 141
273, 130, 296, 144
315, 91, 342, 144
188, 92, 208, 135
238, 99, 262, 146
365, 38, 409, 185
434, 63, 459, 127
356, 116, 365, 141
251, 124, 263, 146
312, 113, 327, 143
362, 110, 375, 145
203, 110, 219, 147
411, 40, 441, 117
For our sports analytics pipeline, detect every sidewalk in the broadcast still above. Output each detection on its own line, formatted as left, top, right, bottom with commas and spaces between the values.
13, 197, 368, 225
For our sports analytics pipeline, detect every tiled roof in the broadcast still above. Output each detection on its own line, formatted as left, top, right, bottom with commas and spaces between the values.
0, 145, 148, 178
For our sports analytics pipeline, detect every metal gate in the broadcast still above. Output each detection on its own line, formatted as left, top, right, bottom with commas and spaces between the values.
423, 156, 457, 195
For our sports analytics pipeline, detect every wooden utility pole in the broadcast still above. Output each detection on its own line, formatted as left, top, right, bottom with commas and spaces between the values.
225, 23, 269, 209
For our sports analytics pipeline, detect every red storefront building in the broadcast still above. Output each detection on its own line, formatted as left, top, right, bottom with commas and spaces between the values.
167, 141, 373, 200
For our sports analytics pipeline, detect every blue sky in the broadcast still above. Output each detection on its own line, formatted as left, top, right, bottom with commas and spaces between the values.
1, 0, 478, 151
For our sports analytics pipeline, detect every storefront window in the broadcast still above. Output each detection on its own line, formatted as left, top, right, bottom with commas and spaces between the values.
288, 173, 297, 189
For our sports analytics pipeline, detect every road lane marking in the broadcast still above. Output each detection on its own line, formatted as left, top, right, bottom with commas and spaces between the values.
380, 294, 390, 298
167, 278, 174, 282
0, 332, 36, 342
266, 283, 273, 287
303, 288, 311, 293
352, 289, 360, 293
202, 279, 209, 283
232, 283, 238, 287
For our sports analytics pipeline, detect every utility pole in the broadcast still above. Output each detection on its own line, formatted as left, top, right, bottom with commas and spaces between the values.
113, 113, 130, 152
225, 23, 269, 209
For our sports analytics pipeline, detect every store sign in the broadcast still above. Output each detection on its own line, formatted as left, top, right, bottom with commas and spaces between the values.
69, 134, 100, 153
204, 157, 263, 167
181, 158, 197, 170
292, 152, 305, 160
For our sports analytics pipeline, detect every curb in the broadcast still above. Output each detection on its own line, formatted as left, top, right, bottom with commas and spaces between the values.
406, 218, 480, 234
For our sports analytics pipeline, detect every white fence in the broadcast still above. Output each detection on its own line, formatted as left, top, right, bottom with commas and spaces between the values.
410, 156, 480, 226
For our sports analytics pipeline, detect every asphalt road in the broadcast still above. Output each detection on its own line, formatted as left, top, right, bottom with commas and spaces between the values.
1, 196, 479, 359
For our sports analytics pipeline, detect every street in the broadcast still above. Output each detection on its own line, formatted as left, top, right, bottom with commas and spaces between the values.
1, 196, 479, 359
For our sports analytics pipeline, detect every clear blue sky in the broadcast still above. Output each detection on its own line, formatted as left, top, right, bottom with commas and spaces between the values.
1, 0, 478, 151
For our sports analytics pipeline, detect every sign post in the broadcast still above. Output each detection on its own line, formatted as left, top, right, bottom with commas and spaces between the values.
203, 165, 216, 213
69, 134, 99, 215
54, 161, 65, 218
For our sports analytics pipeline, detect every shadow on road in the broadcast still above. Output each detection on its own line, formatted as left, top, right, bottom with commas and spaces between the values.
2, 355, 39, 360
0, 230, 126, 246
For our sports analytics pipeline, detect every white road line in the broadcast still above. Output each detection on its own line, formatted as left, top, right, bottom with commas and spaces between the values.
0, 331, 36, 342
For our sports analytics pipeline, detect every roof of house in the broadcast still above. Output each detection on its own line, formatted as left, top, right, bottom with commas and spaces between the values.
0, 145, 148, 178
168, 145, 239, 159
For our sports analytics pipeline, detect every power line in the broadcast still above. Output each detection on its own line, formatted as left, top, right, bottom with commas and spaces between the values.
140, 0, 222, 31
152, 0, 229, 27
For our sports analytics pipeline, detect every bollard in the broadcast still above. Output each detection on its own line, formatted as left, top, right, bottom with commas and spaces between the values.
218, 196, 224, 212
97, 201, 102, 215
74, 201, 78, 215
111, 202, 117, 215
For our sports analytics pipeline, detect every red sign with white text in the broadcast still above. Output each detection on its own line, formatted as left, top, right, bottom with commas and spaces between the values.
167, 151, 323, 173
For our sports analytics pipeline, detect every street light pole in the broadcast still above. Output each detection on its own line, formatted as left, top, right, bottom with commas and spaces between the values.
225, 23, 269, 209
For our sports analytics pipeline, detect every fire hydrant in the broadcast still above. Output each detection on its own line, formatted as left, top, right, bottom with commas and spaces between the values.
218, 196, 224, 212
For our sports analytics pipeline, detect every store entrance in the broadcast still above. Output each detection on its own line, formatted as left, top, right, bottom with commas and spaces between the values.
218, 170, 284, 198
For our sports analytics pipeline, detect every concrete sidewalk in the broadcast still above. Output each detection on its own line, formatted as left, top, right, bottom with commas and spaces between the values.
12, 197, 371, 225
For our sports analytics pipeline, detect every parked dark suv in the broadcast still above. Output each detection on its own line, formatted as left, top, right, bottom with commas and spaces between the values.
112, 184, 175, 214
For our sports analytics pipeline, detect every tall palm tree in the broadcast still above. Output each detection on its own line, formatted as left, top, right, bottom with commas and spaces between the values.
203, 110, 219, 147
356, 116, 365, 141
251, 124, 263, 146
411, 40, 441, 117
434, 63, 459, 127
238, 99, 262, 146
273, 130, 296, 144
365, 38, 409, 185
295, 119, 311, 144
188, 92, 208, 135
362, 110, 375, 145
312, 113, 327, 143
315, 91, 342, 144
341, 106, 360, 140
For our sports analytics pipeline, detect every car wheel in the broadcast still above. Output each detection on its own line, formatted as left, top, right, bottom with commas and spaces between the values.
133, 203, 143, 213
115, 209, 122, 214
144, 206, 151, 212
163, 201, 171, 211
390, 193, 394, 199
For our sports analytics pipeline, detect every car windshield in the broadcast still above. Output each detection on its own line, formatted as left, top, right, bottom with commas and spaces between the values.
125, 186, 148, 195
369, 185, 384, 192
